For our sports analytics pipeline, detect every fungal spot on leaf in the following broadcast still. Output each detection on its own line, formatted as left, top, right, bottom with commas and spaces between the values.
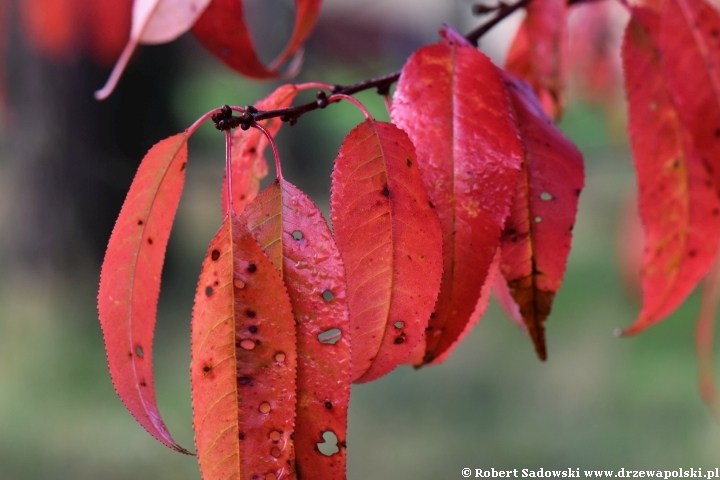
140, 380, 147, 387
248, 325, 258, 333
322, 290, 334, 301
292, 230, 303, 240
137, 219, 143, 225
406, 158, 413, 167
325, 401, 333, 409
147, 237, 153, 245
574, 189, 581, 197
318, 328, 342, 345
274, 352, 286, 362
205, 286, 213, 296
317, 431, 340, 456
247, 263, 257, 273
428, 201, 435, 208
240, 339, 256, 350
239, 432, 245, 440
394, 333, 406, 344
259, 402, 271, 414
202, 365, 211, 374
540, 192, 553, 201
534, 216, 542, 223
237, 376, 252, 385
672, 159, 681, 168
211, 249, 220, 261
246, 309, 257, 318
269, 430, 282, 442
394, 321, 404, 329
135, 345, 144, 358
234, 278, 246, 289
381, 186, 390, 197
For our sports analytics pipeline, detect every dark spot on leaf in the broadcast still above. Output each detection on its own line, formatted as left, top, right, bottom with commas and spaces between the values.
406, 158, 413, 167
246, 309, 257, 318
247, 263, 257, 273
180, 162, 186, 171
292, 230, 303, 240
715, 129, 720, 138
428, 201, 435, 208
135, 346, 144, 358
140, 380, 147, 387
211, 249, 220, 261
239, 432, 245, 440
381, 186, 390, 197
430, 312, 435, 318
569, 224, 574, 232
339, 441, 347, 448
574, 189, 581, 197
324, 401, 333, 409
137, 219, 143, 225
237, 376, 252, 385
673, 159, 680, 168
423, 352, 434, 363
203, 365, 211, 373
249, 325, 258, 333
394, 333, 406, 344
249, 147, 256, 153
322, 290, 334, 301
147, 237, 153, 245
689, 249, 698, 258
205, 286, 213, 296
318, 328, 342, 344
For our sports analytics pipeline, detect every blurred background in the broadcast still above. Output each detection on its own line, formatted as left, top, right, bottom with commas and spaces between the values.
1, 0, 719, 478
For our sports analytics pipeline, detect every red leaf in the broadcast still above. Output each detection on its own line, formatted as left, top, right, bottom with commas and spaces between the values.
19, 0, 80, 60
659, 0, 720, 198
506, 0, 568, 119
241, 179, 350, 479
191, 214, 297, 480
492, 269, 526, 333
192, 0, 322, 78
222, 85, 298, 216
330, 119, 443, 382
97, 133, 190, 453
497, 74, 584, 360
87, 0, 132, 66
391, 40, 524, 366
96, 0, 212, 99
621, 10, 720, 335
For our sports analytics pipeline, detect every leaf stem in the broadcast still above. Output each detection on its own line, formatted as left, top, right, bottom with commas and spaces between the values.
251, 122, 284, 181
225, 129, 234, 217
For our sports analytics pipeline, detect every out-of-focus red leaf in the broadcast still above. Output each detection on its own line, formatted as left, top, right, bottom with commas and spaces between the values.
492, 268, 526, 333
87, 0, 133, 66
659, 0, 720, 199
97, 133, 190, 453
193, 0, 321, 79
241, 179, 350, 479
391, 38, 523, 366
191, 214, 297, 480
621, 11, 720, 335
506, 0, 567, 119
497, 73, 584, 360
330, 119, 442, 382
696, 256, 720, 421
20, 0, 80, 60
96, 0, 212, 99
222, 85, 298, 216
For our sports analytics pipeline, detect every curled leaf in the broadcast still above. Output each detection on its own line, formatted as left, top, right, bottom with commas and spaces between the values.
330, 119, 443, 382
191, 214, 297, 480
98, 133, 190, 453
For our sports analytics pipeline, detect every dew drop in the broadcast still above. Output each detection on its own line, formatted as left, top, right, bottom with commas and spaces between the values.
274, 352, 286, 362
534, 216, 542, 223
269, 430, 281, 442
292, 230, 303, 241
318, 328, 342, 345
259, 402, 271, 414
540, 192, 552, 201
240, 339, 256, 350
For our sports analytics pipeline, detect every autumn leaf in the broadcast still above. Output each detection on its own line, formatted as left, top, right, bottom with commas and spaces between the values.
497, 73, 584, 360
621, 10, 720, 335
330, 118, 443, 382
241, 178, 350, 479
391, 36, 524, 366
192, 0, 322, 79
191, 214, 297, 480
658, 0, 720, 199
97, 133, 190, 453
222, 85, 298, 216
506, 0, 567, 119
96, 0, 212, 99
19, 0, 80, 60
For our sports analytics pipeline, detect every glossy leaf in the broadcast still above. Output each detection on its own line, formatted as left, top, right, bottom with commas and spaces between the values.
391, 38, 524, 365
330, 119, 443, 382
222, 85, 298, 216
97, 133, 190, 453
96, 0, 212, 99
191, 214, 297, 480
498, 73, 584, 360
192, 0, 322, 78
506, 0, 568, 119
659, 0, 720, 198
241, 179, 350, 479
621, 11, 720, 335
